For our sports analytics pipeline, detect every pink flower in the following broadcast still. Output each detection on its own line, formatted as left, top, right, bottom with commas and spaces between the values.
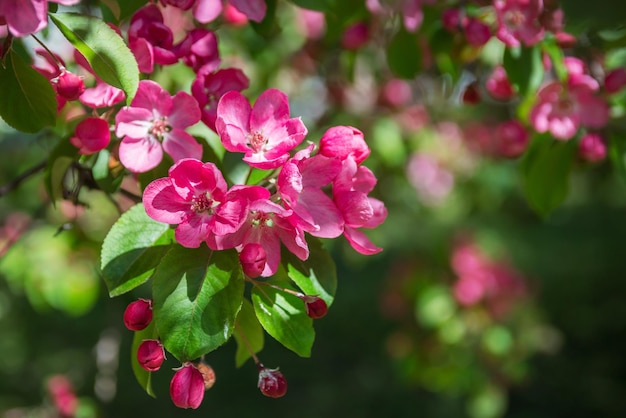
0, 0, 79, 37
530, 81, 609, 140
143, 158, 251, 248
319, 126, 370, 164
442, 8, 463, 32
464, 18, 491, 47
578, 132, 607, 163
80, 82, 125, 109
494, 0, 545, 47
341, 22, 369, 50
174, 28, 220, 73
605, 68, 626, 94
215, 88, 307, 169
170, 363, 205, 409
333, 157, 386, 255
128, 4, 178, 73
278, 145, 344, 238
70, 117, 111, 155
486, 66, 515, 101
115, 80, 202, 172
223, 2, 249, 26
495, 120, 529, 158
403, 0, 434, 32
407, 153, 454, 205
191, 67, 249, 132
160, 0, 266, 23
211, 191, 309, 277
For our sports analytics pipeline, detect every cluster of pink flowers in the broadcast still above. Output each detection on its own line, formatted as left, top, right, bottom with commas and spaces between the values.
450, 238, 527, 318
143, 88, 386, 277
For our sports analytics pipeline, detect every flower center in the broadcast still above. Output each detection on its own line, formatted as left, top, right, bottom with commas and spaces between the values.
505, 10, 525, 29
150, 117, 171, 140
249, 131, 268, 153
250, 211, 274, 228
191, 193, 217, 214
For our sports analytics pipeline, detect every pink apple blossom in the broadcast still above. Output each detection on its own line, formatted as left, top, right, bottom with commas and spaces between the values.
333, 157, 386, 255
128, 4, 178, 73
604, 68, 626, 94
486, 66, 515, 101
341, 22, 369, 50
223, 3, 249, 26
494, 0, 545, 47
192, 67, 249, 132
215, 88, 307, 169
402, 0, 435, 32
464, 18, 491, 47
407, 153, 454, 205
174, 28, 220, 73
578, 132, 607, 163
80, 82, 125, 109
319, 126, 370, 164
210, 191, 309, 277
70, 117, 111, 155
160, 0, 266, 23
143, 158, 252, 248
530, 81, 609, 140
278, 145, 344, 238
0, 0, 79, 37
115, 80, 202, 173
495, 120, 529, 158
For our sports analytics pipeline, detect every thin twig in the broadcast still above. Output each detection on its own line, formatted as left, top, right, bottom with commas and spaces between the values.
0, 161, 46, 197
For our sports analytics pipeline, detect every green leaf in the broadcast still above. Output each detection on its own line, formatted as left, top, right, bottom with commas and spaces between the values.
130, 321, 157, 398
92, 149, 124, 194
0, 50, 57, 133
283, 237, 336, 307
609, 131, 626, 184
541, 37, 567, 82
503, 45, 544, 97
520, 134, 575, 217
250, 0, 280, 38
50, 13, 139, 104
152, 246, 244, 361
233, 298, 264, 367
387, 28, 422, 79
251, 271, 315, 357
100, 204, 174, 296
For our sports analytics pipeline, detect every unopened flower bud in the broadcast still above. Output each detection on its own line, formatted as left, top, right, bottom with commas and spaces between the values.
442, 8, 463, 32
54, 69, 85, 101
239, 243, 266, 278
170, 363, 205, 409
605, 68, 626, 94
578, 132, 607, 163
341, 22, 369, 50
302, 295, 328, 319
464, 18, 491, 47
257, 365, 287, 398
137, 339, 165, 372
496, 120, 529, 158
196, 362, 216, 390
462, 82, 480, 105
123, 299, 153, 331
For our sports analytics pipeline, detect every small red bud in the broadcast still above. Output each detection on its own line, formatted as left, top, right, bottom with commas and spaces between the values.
462, 82, 481, 105
54, 69, 85, 101
578, 132, 607, 163
239, 243, 266, 278
605, 68, 626, 94
302, 295, 328, 319
137, 339, 165, 372
258, 365, 287, 398
196, 363, 216, 390
123, 299, 153, 331
170, 363, 205, 409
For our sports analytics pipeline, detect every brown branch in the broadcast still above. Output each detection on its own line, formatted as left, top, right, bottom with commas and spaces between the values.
0, 160, 46, 197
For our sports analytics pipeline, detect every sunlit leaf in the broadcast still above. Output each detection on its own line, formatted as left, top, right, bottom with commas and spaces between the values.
233, 298, 264, 367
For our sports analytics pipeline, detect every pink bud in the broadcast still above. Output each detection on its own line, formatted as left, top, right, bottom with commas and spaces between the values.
302, 295, 328, 319
223, 3, 248, 26
69, 117, 111, 155
496, 120, 529, 158
239, 243, 266, 278
258, 366, 287, 398
442, 8, 463, 32
578, 132, 607, 163
462, 82, 480, 104
123, 299, 153, 331
319, 126, 370, 164
464, 18, 491, 47
170, 363, 205, 409
54, 70, 85, 101
486, 66, 515, 101
137, 339, 165, 372
341, 22, 369, 50
605, 68, 626, 94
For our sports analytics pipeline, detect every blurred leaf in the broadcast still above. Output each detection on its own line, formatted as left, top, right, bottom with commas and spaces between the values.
152, 245, 244, 361
287, 0, 333, 12
250, 0, 280, 38
562, 0, 626, 32
50, 13, 139, 104
100, 0, 146, 22
503, 45, 544, 97
609, 131, 626, 184
251, 271, 315, 357
100, 203, 174, 296
130, 322, 157, 398
284, 237, 337, 307
520, 135, 575, 217
387, 28, 422, 79
0, 50, 56, 133
91, 149, 123, 194
541, 37, 567, 82
44, 139, 79, 204
415, 285, 456, 328
233, 298, 264, 367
